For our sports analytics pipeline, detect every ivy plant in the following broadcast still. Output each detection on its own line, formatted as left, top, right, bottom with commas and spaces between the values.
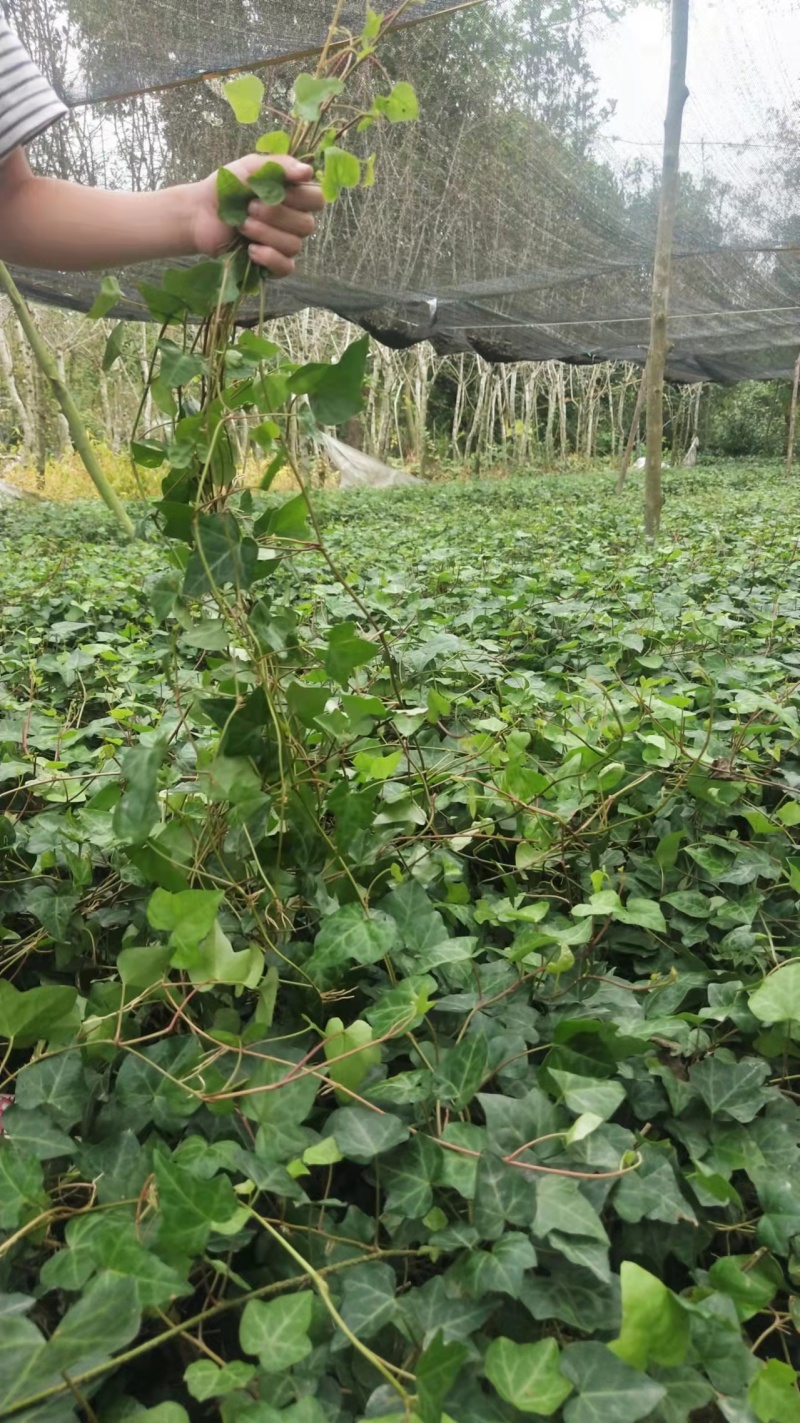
3, 10, 800, 1418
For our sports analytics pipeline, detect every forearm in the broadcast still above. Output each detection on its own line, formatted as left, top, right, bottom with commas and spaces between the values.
0, 162, 198, 270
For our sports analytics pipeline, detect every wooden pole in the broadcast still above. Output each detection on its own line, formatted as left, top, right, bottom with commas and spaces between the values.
644, 0, 690, 541
616, 363, 648, 494
787, 351, 800, 476
0, 264, 135, 538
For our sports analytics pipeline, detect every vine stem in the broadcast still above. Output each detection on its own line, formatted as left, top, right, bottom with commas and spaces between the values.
248, 1208, 414, 1402
2, 1249, 419, 1419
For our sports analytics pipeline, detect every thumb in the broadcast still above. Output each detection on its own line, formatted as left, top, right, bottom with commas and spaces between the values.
230, 152, 314, 186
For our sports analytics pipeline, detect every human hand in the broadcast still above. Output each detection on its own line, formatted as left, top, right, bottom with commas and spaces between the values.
191, 153, 325, 277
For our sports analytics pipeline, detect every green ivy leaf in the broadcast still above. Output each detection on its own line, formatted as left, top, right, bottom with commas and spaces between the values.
330, 1105, 409, 1163
709, 1253, 783, 1322
157, 338, 206, 388
239, 1291, 314, 1372
113, 739, 165, 845
184, 513, 259, 596
474, 1153, 537, 1241
561, 1343, 666, 1423
416, 1333, 469, 1423
2, 1107, 74, 1161
88, 274, 123, 320
45, 1272, 142, 1375
688, 1053, 772, 1123
383, 1135, 442, 1219
325, 619, 378, 685
549, 1070, 626, 1121
311, 904, 398, 977
289, 336, 370, 427
749, 962, 800, 1024
534, 1176, 609, 1245
248, 160, 288, 206
164, 259, 240, 317
153, 1147, 239, 1258
365, 976, 437, 1037
148, 888, 224, 958
103, 321, 126, 372
0, 1145, 46, 1231
485, 1336, 573, 1415
432, 1035, 488, 1110
217, 165, 254, 225
339, 1261, 398, 1340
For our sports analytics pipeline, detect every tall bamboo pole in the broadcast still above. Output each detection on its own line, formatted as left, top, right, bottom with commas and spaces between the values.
0, 263, 135, 538
787, 351, 800, 476
644, 0, 690, 541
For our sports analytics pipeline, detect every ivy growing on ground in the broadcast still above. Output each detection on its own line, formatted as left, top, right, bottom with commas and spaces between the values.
3, 10, 800, 1415
3, 462, 800, 1419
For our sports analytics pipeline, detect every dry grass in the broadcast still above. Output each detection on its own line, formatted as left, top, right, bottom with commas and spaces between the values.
2, 443, 307, 502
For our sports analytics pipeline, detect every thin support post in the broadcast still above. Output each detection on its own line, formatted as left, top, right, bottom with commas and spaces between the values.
644, 0, 690, 541
787, 352, 800, 476
616, 363, 648, 494
0, 263, 135, 538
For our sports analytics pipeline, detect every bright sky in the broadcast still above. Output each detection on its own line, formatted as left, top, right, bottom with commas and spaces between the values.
592, 0, 800, 188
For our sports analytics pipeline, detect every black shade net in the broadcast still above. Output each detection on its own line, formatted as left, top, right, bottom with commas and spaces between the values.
4, 0, 800, 383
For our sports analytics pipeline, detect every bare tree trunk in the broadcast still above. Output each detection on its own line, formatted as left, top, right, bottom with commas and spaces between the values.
644, 0, 690, 540
787, 352, 800, 476
545, 368, 557, 465
54, 350, 72, 456
617, 365, 648, 494
558, 368, 568, 462
0, 323, 34, 453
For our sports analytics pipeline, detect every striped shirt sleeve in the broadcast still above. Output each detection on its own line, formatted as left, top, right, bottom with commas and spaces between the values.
0, 19, 67, 164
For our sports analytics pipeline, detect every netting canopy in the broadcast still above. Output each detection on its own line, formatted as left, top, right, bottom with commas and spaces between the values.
5, 0, 800, 382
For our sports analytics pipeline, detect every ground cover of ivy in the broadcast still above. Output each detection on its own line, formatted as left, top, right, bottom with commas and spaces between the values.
3, 462, 800, 1423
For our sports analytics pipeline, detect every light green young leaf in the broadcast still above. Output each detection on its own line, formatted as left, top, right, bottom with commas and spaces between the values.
373, 81, 419, 122
324, 1017, 381, 1100
609, 1262, 689, 1370
749, 961, 800, 1024
256, 130, 291, 153
748, 1359, 800, 1423
292, 73, 344, 120
223, 74, 264, 124
0, 982, 78, 1047
485, 1336, 573, 1415
321, 145, 361, 201
185, 1358, 257, 1401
